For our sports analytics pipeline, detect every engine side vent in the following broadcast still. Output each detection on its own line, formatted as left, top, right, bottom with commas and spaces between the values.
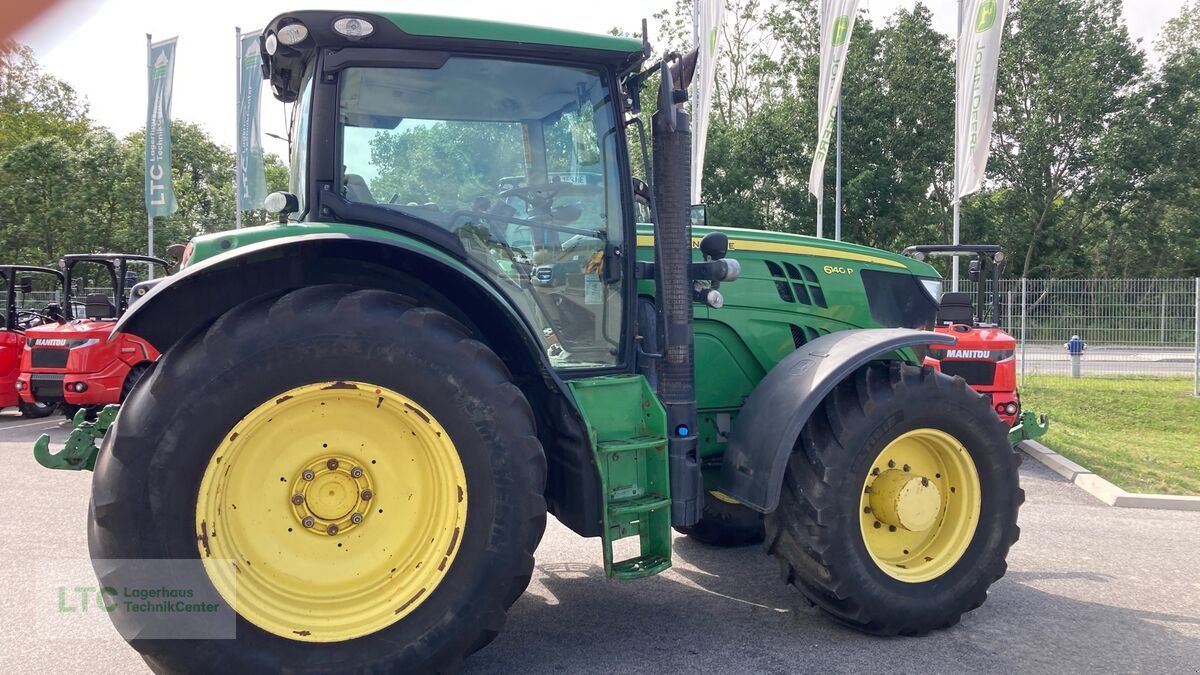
788, 324, 806, 348
787, 324, 827, 349
765, 260, 827, 308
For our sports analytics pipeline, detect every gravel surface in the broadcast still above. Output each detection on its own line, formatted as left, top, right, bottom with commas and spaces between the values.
0, 411, 1196, 674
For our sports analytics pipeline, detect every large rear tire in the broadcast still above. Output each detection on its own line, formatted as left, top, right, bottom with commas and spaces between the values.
88, 286, 547, 673
765, 362, 1022, 635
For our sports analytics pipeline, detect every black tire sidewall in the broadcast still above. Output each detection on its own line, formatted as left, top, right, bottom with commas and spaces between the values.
91, 292, 542, 672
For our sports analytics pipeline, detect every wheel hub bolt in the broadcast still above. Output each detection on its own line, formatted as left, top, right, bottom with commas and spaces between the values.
350, 513, 363, 524
902, 464, 911, 472
302, 470, 315, 481
326, 524, 339, 536
291, 494, 305, 505
302, 517, 315, 528
361, 489, 373, 500
326, 458, 339, 470
887, 460, 896, 468
350, 467, 363, 478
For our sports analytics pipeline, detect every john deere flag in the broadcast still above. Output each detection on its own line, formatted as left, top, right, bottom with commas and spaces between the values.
145, 36, 178, 217
808, 0, 860, 200
691, 0, 722, 204
955, 0, 1009, 200
236, 30, 268, 211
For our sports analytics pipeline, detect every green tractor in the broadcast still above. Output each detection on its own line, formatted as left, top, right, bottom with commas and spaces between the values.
63, 11, 1021, 672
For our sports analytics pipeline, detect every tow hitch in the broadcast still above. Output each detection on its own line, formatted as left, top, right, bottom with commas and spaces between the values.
1008, 409, 1049, 446
33, 405, 119, 471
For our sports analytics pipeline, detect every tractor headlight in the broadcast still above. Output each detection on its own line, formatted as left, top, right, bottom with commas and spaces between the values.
919, 278, 943, 303
277, 22, 309, 46
333, 17, 375, 38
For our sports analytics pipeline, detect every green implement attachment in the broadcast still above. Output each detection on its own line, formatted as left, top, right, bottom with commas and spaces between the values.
33, 405, 119, 471
567, 375, 672, 580
1009, 409, 1049, 446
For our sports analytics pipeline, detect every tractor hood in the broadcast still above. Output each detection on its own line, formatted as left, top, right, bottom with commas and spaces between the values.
24, 320, 115, 345
636, 224, 941, 279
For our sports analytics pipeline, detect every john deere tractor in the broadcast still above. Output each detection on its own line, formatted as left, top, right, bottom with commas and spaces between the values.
51, 11, 1021, 672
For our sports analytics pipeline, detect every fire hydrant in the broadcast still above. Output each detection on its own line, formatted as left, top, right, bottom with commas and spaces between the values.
1065, 335, 1087, 378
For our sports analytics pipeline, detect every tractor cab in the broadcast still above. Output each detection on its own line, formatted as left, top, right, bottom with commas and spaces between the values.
17, 254, 170, 418
0, 265, 66, 418
901, 244, 1027, 426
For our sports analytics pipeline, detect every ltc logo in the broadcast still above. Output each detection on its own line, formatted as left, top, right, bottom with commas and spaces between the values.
831, 15, 850, 46
152, 51, 170, 78
974, 0, 998, 32
244, 39, 260, 66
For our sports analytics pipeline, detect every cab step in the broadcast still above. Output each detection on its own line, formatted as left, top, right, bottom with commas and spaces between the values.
567, 375, 672, 580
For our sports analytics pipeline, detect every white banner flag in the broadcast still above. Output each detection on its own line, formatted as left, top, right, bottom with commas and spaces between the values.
808, 0, 859, 201
955, 0, 1009, 200
691, 0, 723, 204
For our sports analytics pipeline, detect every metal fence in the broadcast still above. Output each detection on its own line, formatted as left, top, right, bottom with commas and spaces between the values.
960, 278, 1200, 395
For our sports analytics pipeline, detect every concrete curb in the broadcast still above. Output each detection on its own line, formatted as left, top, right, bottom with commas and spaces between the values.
1018, 440, 1200, 512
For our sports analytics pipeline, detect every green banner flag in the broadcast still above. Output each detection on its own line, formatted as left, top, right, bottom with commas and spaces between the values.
145, 36, 178, 217
236, 30, 267, 211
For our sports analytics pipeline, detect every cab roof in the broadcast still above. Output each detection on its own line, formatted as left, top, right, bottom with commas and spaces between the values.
373, 12, 645, 56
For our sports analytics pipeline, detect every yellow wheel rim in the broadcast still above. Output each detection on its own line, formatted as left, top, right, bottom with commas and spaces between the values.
195, 381, 467, 642
859, 428, 981, 583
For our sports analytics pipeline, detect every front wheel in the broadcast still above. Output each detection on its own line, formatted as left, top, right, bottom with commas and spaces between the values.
766, 362, 1022, 635
89, 286, 547, 673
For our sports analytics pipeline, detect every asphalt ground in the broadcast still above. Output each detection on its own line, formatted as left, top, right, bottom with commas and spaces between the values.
0, 410, 1197, 674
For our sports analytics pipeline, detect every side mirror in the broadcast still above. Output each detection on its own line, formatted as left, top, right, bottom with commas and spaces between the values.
699, 231, 728, 261
690, 204, 708, 229
264, 191, 300, 224
19, 276, 33, 294
968, 259, 981, 282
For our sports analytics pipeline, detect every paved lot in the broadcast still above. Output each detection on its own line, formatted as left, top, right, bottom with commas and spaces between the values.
0, 411, 1197, 674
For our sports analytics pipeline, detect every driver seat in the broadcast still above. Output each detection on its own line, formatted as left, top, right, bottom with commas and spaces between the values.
937, 292, 975, 326
84, 293, 117, 320
344, 174, 376, 203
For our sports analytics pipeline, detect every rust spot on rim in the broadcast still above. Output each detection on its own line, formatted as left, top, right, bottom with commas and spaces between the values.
322, 381, 359, 391
457, 486, 464, 503
293, 629, 311, 637
438, 557, 448, 571
394, 588, 427, 615
197, 521, 212, 557
275, 395, 294, 405
403, 403, 430, 423
445, 527, 460, 557
228, 432, 239, 442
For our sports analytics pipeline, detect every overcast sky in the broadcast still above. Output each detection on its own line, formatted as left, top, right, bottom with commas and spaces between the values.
16, 0, 1187, 161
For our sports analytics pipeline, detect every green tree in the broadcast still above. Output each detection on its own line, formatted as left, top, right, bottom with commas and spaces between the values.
985, 0, 1144, 277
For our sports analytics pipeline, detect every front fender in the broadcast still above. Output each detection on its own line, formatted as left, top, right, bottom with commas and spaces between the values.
717, 328, 956, 513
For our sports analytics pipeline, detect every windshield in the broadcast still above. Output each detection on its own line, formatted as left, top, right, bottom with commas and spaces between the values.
339, 57, 627, 369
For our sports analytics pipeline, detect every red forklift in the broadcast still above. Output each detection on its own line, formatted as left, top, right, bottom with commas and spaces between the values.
901, 244, 1042, 435
1, 265, 68, 418
17, 254, 169, 419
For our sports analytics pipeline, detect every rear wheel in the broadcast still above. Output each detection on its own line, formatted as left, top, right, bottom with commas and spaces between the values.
88, 286, 547, 672
120, 362, 151, 401
675, 490, 764, 547
766, 362, 1021, 635
18, 401, 55, 418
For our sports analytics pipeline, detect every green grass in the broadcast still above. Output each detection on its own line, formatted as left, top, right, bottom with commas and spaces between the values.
1020, 376, 1200, 496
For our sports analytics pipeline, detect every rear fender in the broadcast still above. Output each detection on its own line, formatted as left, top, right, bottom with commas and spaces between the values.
114, 232, 606, 536
717, 328, 956, 513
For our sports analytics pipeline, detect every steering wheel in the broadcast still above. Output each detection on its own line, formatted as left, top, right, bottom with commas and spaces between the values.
498, 182, 600, 216
15, 309, 50, 329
